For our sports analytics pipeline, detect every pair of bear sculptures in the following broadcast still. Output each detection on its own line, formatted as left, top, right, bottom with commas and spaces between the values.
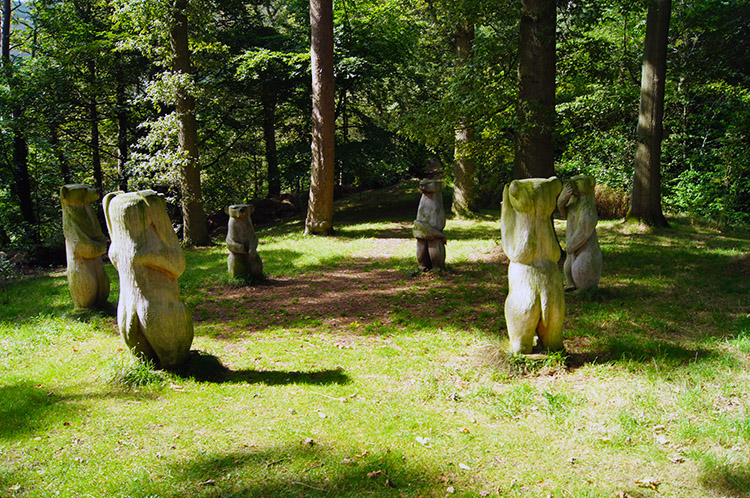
413, 176, 602, 354
60, 185, 260, 369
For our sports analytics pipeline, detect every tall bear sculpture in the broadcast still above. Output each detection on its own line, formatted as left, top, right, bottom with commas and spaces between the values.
103, 190, 193, 368
557, 175, 602, 291
413, 179, 447, 271
60, 184, 110, 311
501, 177, 565, 354
226, 204, 263, 280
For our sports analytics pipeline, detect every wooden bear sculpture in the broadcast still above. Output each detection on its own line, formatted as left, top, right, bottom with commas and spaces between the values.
501, 177, 565, 354
557, 175, 602, 291
60, 184, 110, 311
413, 179, 447, 271
103, 190, 193, 369
226, 204, 263, 280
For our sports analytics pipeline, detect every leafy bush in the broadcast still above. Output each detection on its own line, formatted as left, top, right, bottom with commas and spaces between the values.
595, 184, 630, 220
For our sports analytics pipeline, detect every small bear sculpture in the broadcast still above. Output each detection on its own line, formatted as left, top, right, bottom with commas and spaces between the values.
226, 204, 263, 280
557, 175, 602, 291
60, 184, 110, 311
413, 179, 447, 271
103, 190, 193, 369
501, 177, 565, 354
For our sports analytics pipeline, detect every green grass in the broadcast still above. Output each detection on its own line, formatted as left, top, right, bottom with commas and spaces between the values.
1, 184, 749, 497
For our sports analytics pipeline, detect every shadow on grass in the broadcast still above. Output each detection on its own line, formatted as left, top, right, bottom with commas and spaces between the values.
0, 381, 158, 441
171, 351, 351, 386
698, 458, 750, 498
120, 443, 447, 498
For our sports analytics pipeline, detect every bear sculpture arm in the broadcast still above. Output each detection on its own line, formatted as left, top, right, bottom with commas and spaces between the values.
413, 220, 446, 242
565, 197, 598, 255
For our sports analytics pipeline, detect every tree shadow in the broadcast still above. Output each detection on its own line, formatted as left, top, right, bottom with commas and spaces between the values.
698, 459, 750, 498
171, 351, 351, 386
0, 381, 159, 441
117, 443, 449, 498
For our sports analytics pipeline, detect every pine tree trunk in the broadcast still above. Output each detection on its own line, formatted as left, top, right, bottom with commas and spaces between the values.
514, 0, 556, 180
116, 79, 129, 192
305, 0, 335, 236
3, 0, 36, 230
51, 125, 71, 184
452, 23, 476, 218
626, 0, 671, 227
171, 0, 209, 245
262, 92, 280, 197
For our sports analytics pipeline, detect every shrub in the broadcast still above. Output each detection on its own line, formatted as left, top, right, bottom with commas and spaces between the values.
595, 184, 630, 220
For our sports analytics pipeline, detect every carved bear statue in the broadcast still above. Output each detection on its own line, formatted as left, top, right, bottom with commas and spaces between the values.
501, 177, 565, 354
557, 175, 602, 291
226, 204, 263, 280
103, 190, 193, 369
413, 179, 447, 271
60, 184, 110, 311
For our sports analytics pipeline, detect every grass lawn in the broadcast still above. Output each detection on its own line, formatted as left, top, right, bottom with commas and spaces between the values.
1, 183, 749, 498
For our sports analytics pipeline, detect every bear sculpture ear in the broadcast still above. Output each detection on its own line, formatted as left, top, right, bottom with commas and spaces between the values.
60, 185, 70, 199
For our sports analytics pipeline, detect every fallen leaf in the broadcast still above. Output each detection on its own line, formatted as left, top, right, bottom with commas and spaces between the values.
458, 427, 470, 434
617, 492, 634, 498
169, 383, 184, 392
341, 457, 354, 464
355, 450, 369, 458
367, 470, 384, 479
447, 485, 456, 493
303, 438, 315, 446
568, 457, 577, 464
652, 424, 666, 432
416, 436, 432, 448
384, 478, 395, 487
656, 435, 669, 445
480, 492, 490, 497
459, 463, 471, 470
669, 455, 685, 463
634, 478, 660, 491
198, 479, 216, 486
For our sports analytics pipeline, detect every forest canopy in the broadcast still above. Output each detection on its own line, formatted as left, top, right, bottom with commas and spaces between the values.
1, 0, 749, 252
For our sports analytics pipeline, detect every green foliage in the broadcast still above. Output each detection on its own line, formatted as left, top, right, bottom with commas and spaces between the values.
108, 353, 166, 389
2, 0, 750, 250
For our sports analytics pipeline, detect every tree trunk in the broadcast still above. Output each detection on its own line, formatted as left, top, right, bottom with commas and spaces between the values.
452, 22, 476, 217
1, 0, 9, 66
3, 0, 36, 230
116, 79, 129, 191
12, 128, 35, 226
171, 0, 209, 246
51, 125, 71, 184
90, 107, 103, 197
514, 0, 556, 180
626, 0, 671, 227
262, 92, 280, 197
305, 0, 335, 236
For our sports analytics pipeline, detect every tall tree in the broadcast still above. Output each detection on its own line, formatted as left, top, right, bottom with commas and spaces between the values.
514, 0, 556, 179
305, 0, 335, 235
626, 0, 670, 227
2, 0, 36, 230
452, 22, 476, 217
170, 0, 209, 245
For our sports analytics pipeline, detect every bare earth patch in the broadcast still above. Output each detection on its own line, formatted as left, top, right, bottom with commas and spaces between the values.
195, 237, 505, 338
